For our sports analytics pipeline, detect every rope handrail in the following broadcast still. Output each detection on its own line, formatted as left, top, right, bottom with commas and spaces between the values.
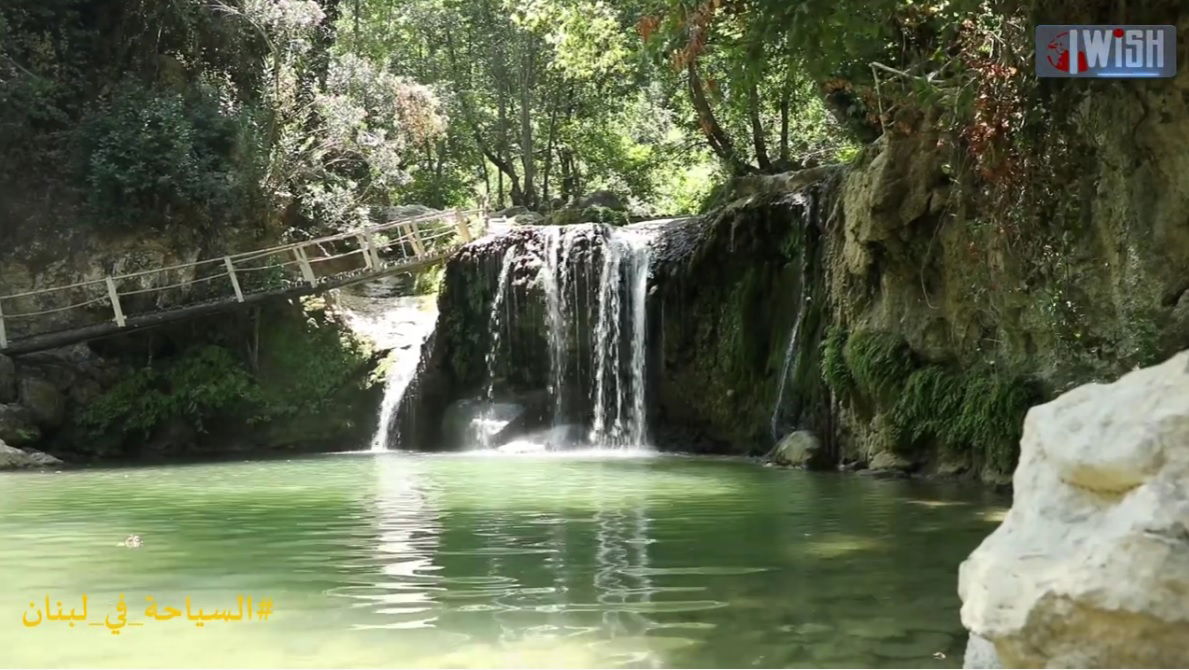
0, 208, 490, 351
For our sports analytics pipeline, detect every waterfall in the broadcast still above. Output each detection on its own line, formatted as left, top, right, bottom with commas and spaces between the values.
478, 246, 521, 448
539, 228, 569, 427
339, 288, 437, 452
473, 224, 654, 451
769, 300, 807, 441
590, 229, 652, 447
769, 193, 814, 442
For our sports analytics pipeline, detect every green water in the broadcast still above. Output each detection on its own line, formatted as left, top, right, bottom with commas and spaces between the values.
0, 452, 1006, 668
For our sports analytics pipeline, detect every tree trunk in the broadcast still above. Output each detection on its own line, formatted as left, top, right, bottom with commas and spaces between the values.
687, 60, 753, 174
779, 74, 792, 168
443, 26, 521, 207
519, 36, 537, 209
749, 81, 772, 172
542, 94, 560, 207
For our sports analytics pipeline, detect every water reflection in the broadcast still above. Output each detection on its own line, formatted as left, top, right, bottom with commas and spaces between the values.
345, 455, 443, 630
0, 453, 1010, 669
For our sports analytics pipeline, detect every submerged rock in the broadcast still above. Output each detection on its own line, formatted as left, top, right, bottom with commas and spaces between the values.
961, 634, 1000, 669
958, 350, 1189, 668
770, 430, 822, 468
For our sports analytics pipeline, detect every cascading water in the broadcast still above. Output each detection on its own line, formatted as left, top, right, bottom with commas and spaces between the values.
338, 285, 438, 452
590, 229, 652, 447
769, 299, 807, 441
478, 245, 522, 448
769, 193, 815, 442
476, 224, 654, 451
539, 227, 569, 426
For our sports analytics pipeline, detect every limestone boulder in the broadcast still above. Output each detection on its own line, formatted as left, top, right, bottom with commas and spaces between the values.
0, 441, 63, 469
959, 350, 1189, 668
21, 448, 64, 467
868, 450, 911, 472
770, 430, 822, 468
576, 190, 626, 211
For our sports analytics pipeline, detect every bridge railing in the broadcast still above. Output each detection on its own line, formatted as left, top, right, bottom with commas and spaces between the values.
0, 208, 486, 349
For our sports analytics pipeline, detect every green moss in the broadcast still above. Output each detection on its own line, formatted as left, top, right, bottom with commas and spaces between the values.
950, 371, 1037, 473
842, 330, 916, 400
888, 363, 1037, 474
820, 325, 852, 394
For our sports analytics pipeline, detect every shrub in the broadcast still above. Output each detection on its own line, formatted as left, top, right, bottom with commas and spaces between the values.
79, 83, 244, 232
81, 345, 258, 438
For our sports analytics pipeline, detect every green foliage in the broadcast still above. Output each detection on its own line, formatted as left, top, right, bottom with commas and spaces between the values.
79, 304, 372, 447
253, 304, 372, 419
80, 83, 246, 232
580, 206, 630, 226
842, 330, 915, 400
888, 365, 965, 448
819, 324, 852, 394
413, 264, 445, 295
81, 346, 258, 439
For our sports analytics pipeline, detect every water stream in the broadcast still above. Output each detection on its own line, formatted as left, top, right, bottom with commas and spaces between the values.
590, 228, 652, 447
338, 283, 438, 451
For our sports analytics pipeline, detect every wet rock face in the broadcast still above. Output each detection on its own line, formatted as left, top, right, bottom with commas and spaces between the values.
395, 225, 610, 448
0, 404, 40, 446
0, 355, 15, 403
958, 350, 1189, 668
650, 184, 836, 455
19, 377, 65, 429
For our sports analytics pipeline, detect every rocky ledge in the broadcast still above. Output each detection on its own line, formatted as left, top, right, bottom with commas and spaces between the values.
0, 440, 64, 470
958, 350, 1189, 667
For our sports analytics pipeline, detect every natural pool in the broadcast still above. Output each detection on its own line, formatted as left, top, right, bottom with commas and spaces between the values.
0, 452, 1007, 668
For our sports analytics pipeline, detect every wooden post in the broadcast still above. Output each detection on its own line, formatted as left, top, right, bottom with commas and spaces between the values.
404, 223, 427, 257
454, 212, 473, 243
294, 246, 317, 287
368, 234, 383, 269
356, 234, 374, 270
105, 277, 126, 328
224, 256, 244, 303
0, 298, 7, 349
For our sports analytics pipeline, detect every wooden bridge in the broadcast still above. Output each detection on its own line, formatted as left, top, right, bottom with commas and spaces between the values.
0, 209, 489, 356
